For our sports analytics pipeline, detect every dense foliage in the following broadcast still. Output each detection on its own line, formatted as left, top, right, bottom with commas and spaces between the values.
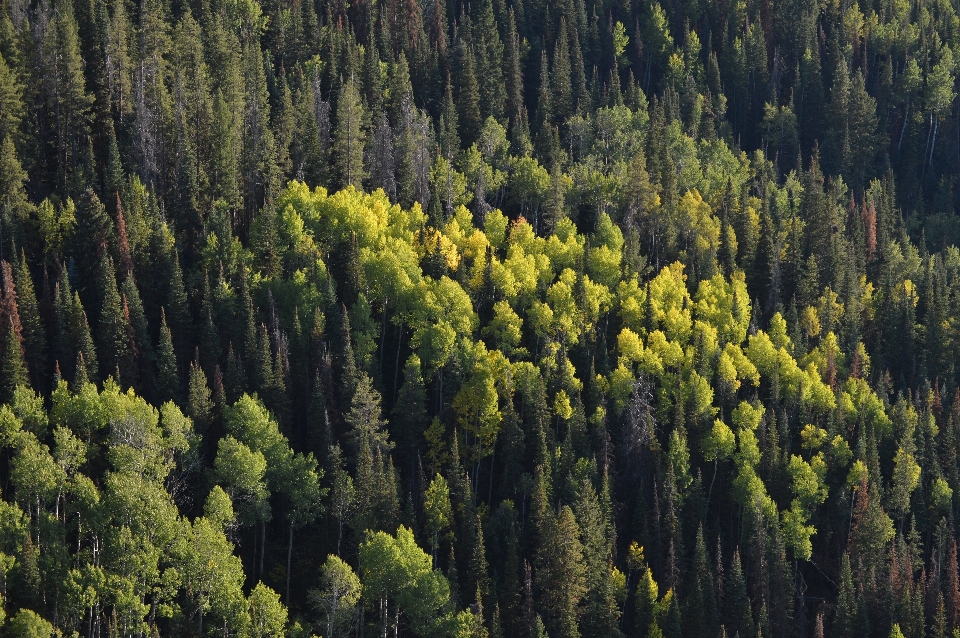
5, 0, 960, 636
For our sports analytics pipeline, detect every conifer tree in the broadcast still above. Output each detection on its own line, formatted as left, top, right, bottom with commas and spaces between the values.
333, 78, 367, 190
834, 553, 856, 638
454, 37, 482, 147
156, 308, 181, 404
68, 293, 98, 384
392, 354, 427, 476
538, 505, 587, 638
96, 253, 130, 383
503, 9, 523, 128
552, 21, 573, 125
41, 0, 94, 192
686, 525, 718, 637
474, 0, 505, 122
725, 549, 754, 638
0, 136, 32, 245
12, 252, 44, 389
0, 316, 27, 401
188, 357, 214, 436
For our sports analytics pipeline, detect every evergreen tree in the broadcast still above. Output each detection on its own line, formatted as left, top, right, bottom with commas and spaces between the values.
454, 37, 482, 147
725, 549, 754, 638
686, 525, 718, 637
0, 315, 27, 401
188, 357, 214, 436
834, 553, 856, 638
156, 308, 181, 404
12, 252, 45, 389
333, 78, 367, 190
96, 253, 131, 383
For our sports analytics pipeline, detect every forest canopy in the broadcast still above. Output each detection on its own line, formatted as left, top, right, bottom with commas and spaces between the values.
2, 0, 960, 637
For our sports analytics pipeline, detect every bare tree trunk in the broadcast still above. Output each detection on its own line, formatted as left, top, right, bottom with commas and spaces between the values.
898, 101, 910, 154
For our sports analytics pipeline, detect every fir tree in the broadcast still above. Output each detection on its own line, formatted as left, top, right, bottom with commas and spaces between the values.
12, 252, 44, 389
725, 549, 754, 638
0, 315, 27, 401
333, 78, 367, 190
156, 308, 181, 405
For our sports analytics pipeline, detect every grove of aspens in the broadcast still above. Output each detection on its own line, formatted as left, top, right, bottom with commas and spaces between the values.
6, 0, 960, 636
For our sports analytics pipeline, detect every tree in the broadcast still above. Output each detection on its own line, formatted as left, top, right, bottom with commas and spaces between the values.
833, 553, 855, 638
454, 38, 482, 146
156, 309, 181, 405
187, 359, 214, 435
247, 582, 287, 638
1, 315, 27, 402
725, 549, 754, 638
359, 526, 458, 636
7, 608, 54, 638
424, 473, 453, 566
41, 0, 93, 192
333, 78, 366, 190
96, 254, 131, 383
310, 555, 361, 638
214, 435, 270, 529
538, 505, 587, 638
0, 136, 32, 242
345, 373, 392, 456
392, 354, 427, 476
685, 526, 718, 637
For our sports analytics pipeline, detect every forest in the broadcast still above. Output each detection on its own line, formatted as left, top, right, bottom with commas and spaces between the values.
4, 0, 960, 636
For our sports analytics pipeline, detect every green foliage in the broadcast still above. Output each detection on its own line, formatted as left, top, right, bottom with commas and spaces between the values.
6, 2, 960, 637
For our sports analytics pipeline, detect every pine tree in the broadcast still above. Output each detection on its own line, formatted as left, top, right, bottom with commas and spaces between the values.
538, 505, 587, 638
121, 276, 153, 373
166, 248, 190, 358
503, 9, 523, 127
392, 354, 427, 477
439, 77, 460, 160
0, 136, 33, 246
725, 549, 754, 638
41, 0, 94, 193
72, 190, 113, 297
0, 315, 27, 401
156, 308, 181, 405
68, 293, 98, 384
12, 252, 44, 389
469, 514, 491, 615
187, 357, 214, 436
454, 37, 482, 146
333, 78, 367, 190
240, 41, 279, 223
96, 253, 130, 383
552, 20, 573, 125
686, 525, 718, 637
474, 0, 505, 122
834, 553, 855, 638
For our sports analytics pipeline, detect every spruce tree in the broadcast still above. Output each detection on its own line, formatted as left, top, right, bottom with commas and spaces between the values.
68, 293, 98, 384
1, 316, 27, 401
725, 549, 754, 638
834, 553, 855, 638
686, 525, 718, 637
156, 308, 181, 405
12, 252, 45, 389
552, 20, 573, 125
503, 9, 523, 127
333, 78, 367, 190
187, 358, 214, 436
96, 253, 130, 383
454, 37, 482, 146
392, 354, 427, 477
